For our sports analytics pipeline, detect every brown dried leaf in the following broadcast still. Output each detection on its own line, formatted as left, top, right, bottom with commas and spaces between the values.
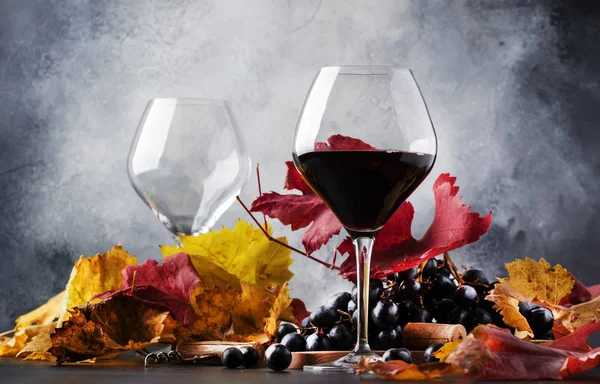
359, 358, 463, 380
485, 284, 534, 338
50, 295, 169, 363
264, 282, 293, 338
501, 257, 574, 304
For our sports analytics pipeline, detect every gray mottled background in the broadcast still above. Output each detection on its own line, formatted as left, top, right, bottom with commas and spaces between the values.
1, 0, 599, 331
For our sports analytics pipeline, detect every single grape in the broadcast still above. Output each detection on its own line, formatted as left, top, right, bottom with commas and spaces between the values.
462, 269, 491, 285
432, 298, 456, 323
373, 328, 403, 351
454, 285, 478, 309
301, 317, 312, 329
325, 292, 352, 312
382, 347, 412, 363
535, 329, 555, 341
238, 346, 260, 368
436, 268, 452, 278
398, 278, 422, 302
396, 300, 417, 322
423, 343, 444, 362
528, 307, 554, 334
409, 307, 433, 323
427, 275, 455, 300
221, 347, 243, 369
352, 280, 384, 305
265, 343, 292, 372
281, 332, 306, 352
309, 306, 339, 328
392, 267, 418, 282
347, 300, 357, 314
422, 259, 437, 280
275, 322, 297, 342
447, 307, 469, 326
372, 300, 400, 328
305, 333, 333, 351
467, 308, 493, 331
328, 325, 354, 350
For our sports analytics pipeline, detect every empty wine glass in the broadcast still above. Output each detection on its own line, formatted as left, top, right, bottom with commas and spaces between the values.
293, 67, 437, 372
127, 98, 251, 241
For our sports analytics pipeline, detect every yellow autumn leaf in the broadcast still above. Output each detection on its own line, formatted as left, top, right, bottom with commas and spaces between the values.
485, 284, 534, 338
500, 257, 573, 304
264, 283, 293, 338
545, 296, 600, 332
0, 323, 54, 357
18, 333, 55, 362
432, 341, 463, 363
15, 291, 65, 330
64, 245, 138, 309
160, 220, 293, 287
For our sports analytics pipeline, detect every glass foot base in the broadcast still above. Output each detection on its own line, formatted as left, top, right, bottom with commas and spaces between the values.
303, 351, 380, 373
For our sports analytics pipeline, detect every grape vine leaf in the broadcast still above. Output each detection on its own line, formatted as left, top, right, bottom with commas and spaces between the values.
560, 276, 600, 306
432, 341, 463, 363
445, 324, 600, 380
60, 245, 138, 324
0, 324, 54, 358
15, 291, 65, 330
160, 220, 293, 287
94, 253, 201, 327
485, 283, 534, 338
339, 173, 492, 279
358, 359, 462, 380
250, 135, 374, 255
546, 296, 600, 333
49, 295, 171, 363
264, 283, 293, 338
498, 257, 574, 305
290, 298, 311, 325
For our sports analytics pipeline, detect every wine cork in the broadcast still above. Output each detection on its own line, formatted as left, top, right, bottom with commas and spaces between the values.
403, 323, 467, 350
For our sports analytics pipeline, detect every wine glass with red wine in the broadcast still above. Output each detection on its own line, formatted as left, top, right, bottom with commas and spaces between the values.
293, 67, 437, 372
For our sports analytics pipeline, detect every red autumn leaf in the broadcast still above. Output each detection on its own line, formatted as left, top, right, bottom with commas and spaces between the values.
93, 253, 201, 327
289, 298, 311, 325
339, 173, 492, 279
560, 275, 600, 306
446, 324, 600, 380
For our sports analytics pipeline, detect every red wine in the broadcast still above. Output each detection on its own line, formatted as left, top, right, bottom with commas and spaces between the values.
295, 150, 435, 236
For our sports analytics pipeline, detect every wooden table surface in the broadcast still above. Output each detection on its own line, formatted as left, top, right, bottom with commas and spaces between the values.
1, 356, 599, 383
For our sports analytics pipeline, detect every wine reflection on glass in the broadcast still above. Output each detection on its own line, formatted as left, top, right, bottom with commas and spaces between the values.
127, 98, 251, 243
292, 67, 437, 372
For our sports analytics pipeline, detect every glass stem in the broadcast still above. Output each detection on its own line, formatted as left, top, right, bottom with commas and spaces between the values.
352, 236, 374, 354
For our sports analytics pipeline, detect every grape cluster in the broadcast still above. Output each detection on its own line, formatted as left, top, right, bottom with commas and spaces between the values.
274, 256, 554, 361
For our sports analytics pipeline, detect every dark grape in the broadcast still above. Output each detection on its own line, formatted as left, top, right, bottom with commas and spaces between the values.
372, 300, 400, 328
382, 348, 412, 363
301, 317, 312, 329
396, 300, 417, 326
427, 275, 454, 300
352, 280, 383, 305
535, 329, 555, 341
221, 347, 243, 369
467, 308, 493, 330
454, 285, 478, 309
432, 298, 456, 323
463, 269, 491, 285
328, 325, 354, 350
423, 343, 444, 362
275, 322, 297, 342
373, 328, 403, 350
347, 300, 357, 314
265, 343, 292, 371
281, 333, 306, 352
447, 307, 469, 326
409, 307, 433, 323
305, 333, 333, 351
398, 278, 421, 302
392, 267, 418, 282
325, 292, 352, 312
309, 306, 339, 327
239, 346, 260, 368
518, 301, 533, 316
436, 268, 452, 278
422, 259, 437, 280
528, 307, 554, 334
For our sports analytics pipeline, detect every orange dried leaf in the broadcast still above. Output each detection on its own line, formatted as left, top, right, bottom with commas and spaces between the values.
501, 257, 574, 304
485, 284, 534, 338
15, 291, 65, 330
546, 296, 600, 333
432, 340, 463, 362
359, 359, 462, 380
264, 282, 293, 338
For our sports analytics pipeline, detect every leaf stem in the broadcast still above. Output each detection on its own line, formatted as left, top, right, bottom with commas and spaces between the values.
236, 196, 339, 270
444, 252, 464, 285
256, 164, 267, 229
0, 328, 15, 337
